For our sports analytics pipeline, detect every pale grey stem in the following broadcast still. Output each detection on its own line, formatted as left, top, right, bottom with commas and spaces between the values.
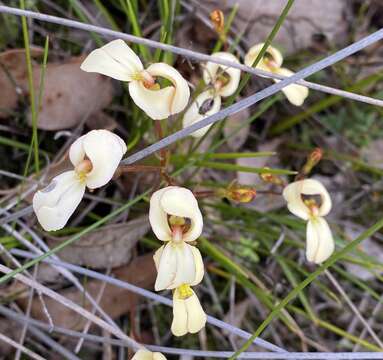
1, 306, 382, 360
119, 26, 383, 166
14, 266, 38, 360
0, 263, 142, 352
1, 217, 127, 340
325, 270, 383, 349
354, 295, 383, 351
0, 6, 382, 107
27, 324, 81, 360
0, 332, 45, 360
74, 270, 109, 353
10, 248, 286, 353
0, 242, 53, 330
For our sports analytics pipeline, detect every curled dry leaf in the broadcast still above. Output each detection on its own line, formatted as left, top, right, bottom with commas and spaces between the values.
30, 56, 114, 130
47, 216, 150, 268
18, 254, 156, 330
0, 49, 114, 130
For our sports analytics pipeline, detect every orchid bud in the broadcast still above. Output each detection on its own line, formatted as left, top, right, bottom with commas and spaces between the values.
260, 168, 285, 186
225, 186, 256, 203
302, 148, 323, 175
210, 9, 225, 38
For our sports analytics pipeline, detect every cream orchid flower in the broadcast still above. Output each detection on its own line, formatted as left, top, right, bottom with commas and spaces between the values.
183, 52, 241, 138
283, 179, 334, 264
132, 349, 167, 360
244, 43, 308, 106
80, 39, 190, 120
149, 186, 204, 291
33, 130, 126, 231
171, 284, 207, 336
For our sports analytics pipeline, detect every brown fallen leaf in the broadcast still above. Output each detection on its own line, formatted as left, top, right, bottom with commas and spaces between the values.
18, 254, 156, 330
29, 56, 114, 130
47, 216, 150, 269
0, 47, 43, 118
0, 49, 114, 129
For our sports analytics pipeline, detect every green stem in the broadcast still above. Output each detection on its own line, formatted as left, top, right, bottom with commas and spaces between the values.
20, 0, 39, 173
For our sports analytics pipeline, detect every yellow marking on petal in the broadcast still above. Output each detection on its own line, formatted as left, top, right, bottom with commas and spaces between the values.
177, 284, 193, 300
74, 159, 93, 184
169, 215, 186, 227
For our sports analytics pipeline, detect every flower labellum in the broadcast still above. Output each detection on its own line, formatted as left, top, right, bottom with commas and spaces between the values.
81, 39, 190, 120
183, 52, 241, 138
132, 349, 167, 360
171, 285, 207, 336
282, 179, 334, 264
149, 186, 204, 290
33, 130, 126, 231
244, 43, 309, 106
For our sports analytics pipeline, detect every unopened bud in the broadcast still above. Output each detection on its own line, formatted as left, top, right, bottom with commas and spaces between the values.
210, 9, 225, 38
226, 187, 256, 203
302, 148, 323, 175
260, 168, 284, 186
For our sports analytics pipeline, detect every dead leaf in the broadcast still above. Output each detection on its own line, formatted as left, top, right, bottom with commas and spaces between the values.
224, 106, 250, 151
194, 0, 350, 54
18, 254, 156, 330
47, 216, 150, 268
0, 48, 42, 118
0, 49, 114, 129
29, 56, 114, 130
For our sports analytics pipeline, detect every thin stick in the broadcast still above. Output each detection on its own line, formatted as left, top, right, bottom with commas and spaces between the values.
10, 248, 285, 353
325, 270, 383, 348
0, 332, 45, 360
0, 6, 383, 106
74, 270, 109, 353
0, 306, 382, 360
0, 6, 382, 107
119, 26, 383, 166
0, 263, 142, 352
